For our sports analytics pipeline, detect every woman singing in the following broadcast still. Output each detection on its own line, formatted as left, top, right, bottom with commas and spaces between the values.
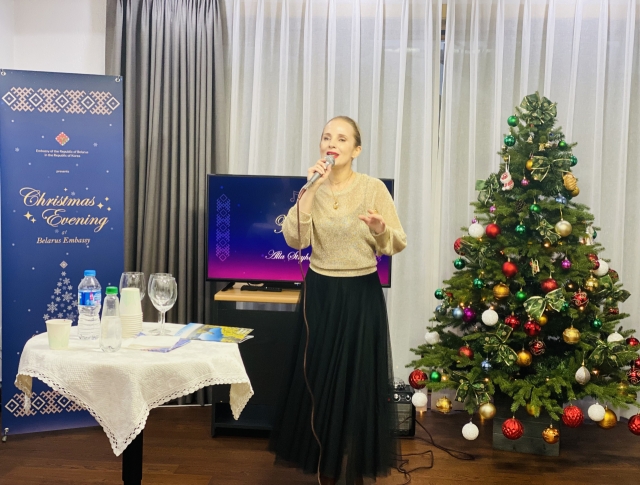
269, 116, 407, 485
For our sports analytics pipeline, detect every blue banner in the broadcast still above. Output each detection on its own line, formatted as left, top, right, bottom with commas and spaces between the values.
1, 70, 124, 435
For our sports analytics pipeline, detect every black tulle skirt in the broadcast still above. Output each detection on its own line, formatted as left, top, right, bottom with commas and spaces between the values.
269, 269, 399, 484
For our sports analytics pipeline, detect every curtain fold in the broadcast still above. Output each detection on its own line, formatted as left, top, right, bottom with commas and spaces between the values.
439, 0, 640, 416
213, 0, 443, 379
105, 0, 215, 329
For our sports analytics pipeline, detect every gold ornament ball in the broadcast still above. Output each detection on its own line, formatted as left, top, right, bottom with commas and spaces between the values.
493, 283, 511, 300
517, 349, 533, 367
571, 187, 580, 197
479, 402, 497, 420
436, 397, 453, 414
563, 172, 578, 191
598, 408, 617, 429
585, 276, 599, 293
537, 313, 549, 326
555, 219, 573, 237
563, 326, 581, 345
526, 159, 534, 171
526, 402, 540, 416
542, 425, 560, 444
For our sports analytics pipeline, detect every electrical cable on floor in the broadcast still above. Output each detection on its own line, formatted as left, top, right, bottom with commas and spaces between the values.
391, 415, 475, 484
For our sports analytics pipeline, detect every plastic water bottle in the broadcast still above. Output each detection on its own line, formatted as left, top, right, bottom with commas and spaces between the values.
77, 270, 102, 340
100, 286, 122, 352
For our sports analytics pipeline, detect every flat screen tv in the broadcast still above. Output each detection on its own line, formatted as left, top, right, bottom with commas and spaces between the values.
206, 174, 394, 287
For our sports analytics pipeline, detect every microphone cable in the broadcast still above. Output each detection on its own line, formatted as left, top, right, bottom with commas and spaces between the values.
295, 187, 323, 485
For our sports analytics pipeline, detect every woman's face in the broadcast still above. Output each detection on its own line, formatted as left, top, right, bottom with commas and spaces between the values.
319, 118, 362, 167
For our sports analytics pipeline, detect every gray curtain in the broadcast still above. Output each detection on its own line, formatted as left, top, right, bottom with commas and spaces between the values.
105, 0, 215, 328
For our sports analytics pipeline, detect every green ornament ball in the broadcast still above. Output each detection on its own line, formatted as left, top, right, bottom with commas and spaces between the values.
507, 115, 519, 127
558, 140, 568, 149
430, 370, 442, 382
515, 223, 527, 235
434, 288, 445, 300
591, 318, 603, 330
515, 290, 527, 303
529, 204, 541, 213
561, 301, 570, 312
473, 278, 485, 289
570, 155, 578, 167
454, 258, 466, 270
504, 135, 516, 147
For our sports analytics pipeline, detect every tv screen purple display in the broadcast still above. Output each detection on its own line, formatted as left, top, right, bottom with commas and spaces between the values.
207, 175, 394, 287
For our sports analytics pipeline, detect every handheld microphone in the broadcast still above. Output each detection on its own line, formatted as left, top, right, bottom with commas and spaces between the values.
301, 155, 335, 191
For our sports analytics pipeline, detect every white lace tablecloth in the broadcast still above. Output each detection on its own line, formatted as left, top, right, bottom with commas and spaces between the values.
15, 323, 253, 456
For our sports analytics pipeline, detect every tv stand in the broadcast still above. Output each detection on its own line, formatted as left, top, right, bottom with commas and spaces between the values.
210, 284, 300, 436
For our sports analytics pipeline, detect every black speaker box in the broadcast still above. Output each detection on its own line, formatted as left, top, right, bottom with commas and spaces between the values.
391, 385, 416, 437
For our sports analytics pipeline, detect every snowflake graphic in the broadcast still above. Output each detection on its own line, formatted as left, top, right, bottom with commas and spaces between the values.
43, 314, 50, 321
15, 147, 19, 152
62, 286, 67, 290
71, 192, 75, 196
68, 284, 73, 290
70, 301, 78, 308
57, 282, 62, 287
93, 143, 98, 147
55, 229, 59, 233
57, 313, 64, 318
63, 292, 73, 302
63, 278, 70, 285
55, 297, 61, 302
47, 302, 58, 313
61, 272, 66, 276
54, 288, 61, 295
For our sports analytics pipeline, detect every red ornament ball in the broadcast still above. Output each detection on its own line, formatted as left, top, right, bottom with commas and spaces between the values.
529, 339, 546, 356
486, 223, 501, 239
562, 405, 584, 428
523, 320, 542, 337
502, 417, 524, 440
571, 290, 589, 307
626, 337, 640, 347
505, 314, 521, 329
541, 278, 559, 293
631, 357, 640, 368
609, 269, 619, 282
628, 415, 640, 435
586, 253, 599, 263
408, 369, 428, 390
627, 367, 640, 386
608, 307, 620, 315
502, 261, 518, 278
459, 346, 474, 360
454, 238, 464, 255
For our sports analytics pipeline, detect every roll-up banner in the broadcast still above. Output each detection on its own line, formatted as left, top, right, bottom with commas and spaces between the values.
0, 70, 124, 435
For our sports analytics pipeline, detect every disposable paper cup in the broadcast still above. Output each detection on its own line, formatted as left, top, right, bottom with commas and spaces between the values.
45, 319, 72, 350
120, 289, 143, 316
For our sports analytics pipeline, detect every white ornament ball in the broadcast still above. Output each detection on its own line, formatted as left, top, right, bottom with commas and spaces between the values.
593, 260, 609, 277
424, 330, 441, 345
588, 403, 606, 422
462, 422, 479, 441
469, 222, 485, 238
575, 365, 591, 385
607, 332, 624, 343
411, 392, 428, 408
482, 309, 499, 326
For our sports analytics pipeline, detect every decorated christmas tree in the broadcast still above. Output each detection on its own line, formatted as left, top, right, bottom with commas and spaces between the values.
410, 93, 640, 442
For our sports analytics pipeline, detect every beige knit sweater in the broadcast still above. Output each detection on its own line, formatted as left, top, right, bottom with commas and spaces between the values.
283, 172, 407, 277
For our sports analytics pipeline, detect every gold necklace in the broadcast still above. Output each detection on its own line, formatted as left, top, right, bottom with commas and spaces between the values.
328, 171, 354, 210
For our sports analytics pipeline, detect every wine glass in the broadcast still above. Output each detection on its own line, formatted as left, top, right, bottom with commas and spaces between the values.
119, 272, 146, 300
148, 274, 177, 336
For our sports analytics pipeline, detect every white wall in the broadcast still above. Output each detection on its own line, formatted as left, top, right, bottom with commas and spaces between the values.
10, 0, 106, 75
0, 0, 15, 68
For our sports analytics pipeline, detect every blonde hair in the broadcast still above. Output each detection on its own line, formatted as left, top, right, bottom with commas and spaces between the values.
325, 116, 362, 148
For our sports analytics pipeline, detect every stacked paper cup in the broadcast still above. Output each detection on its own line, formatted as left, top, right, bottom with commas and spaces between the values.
120, 288, 143, 338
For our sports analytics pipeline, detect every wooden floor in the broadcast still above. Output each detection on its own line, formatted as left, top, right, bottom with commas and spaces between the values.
1, 405, 639, 484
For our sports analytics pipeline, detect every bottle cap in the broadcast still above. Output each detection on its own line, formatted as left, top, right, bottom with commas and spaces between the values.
105, 286, 118, 295
84, 270, 96, 277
